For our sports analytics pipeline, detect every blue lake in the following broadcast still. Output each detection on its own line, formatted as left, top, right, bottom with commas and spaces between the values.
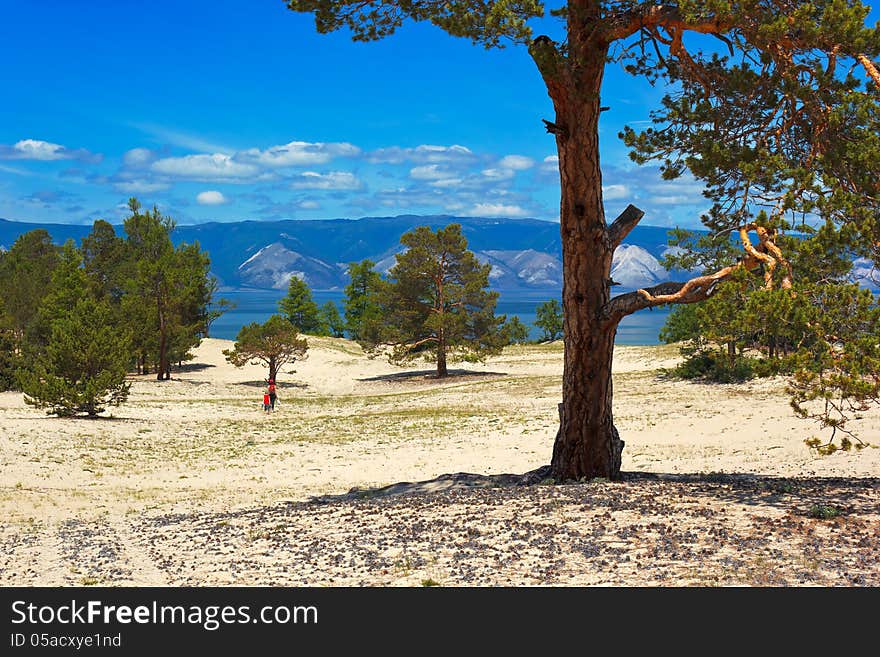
209, 288, 672, 345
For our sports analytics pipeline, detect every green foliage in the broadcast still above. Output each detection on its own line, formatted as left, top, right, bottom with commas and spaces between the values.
344, 259, 383, 340
319, 300, 345, 338
666, 348, 758, 383
284, 0, 544, 48
787, 284, 880, 445
0, 328, 20, 391
279, 276, 325, 335
0, 229, 60, 347
223, 314, 309, 382
121, 199, 213, 378
502, 315, 531, 344
360, 224, 507, 376
81, 219, 127, 301
19, 285, 131, 418
807, 504, 841, 520
534, 299, 563, 341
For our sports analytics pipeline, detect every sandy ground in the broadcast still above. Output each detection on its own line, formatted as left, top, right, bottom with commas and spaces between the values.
1, 337, 878, 586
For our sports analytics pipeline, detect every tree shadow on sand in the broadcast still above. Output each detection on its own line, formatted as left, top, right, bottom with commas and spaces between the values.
173, 362, 216, 373
235, 380, 308, 390
307, 466, 880, 518
357, 369, 507, 383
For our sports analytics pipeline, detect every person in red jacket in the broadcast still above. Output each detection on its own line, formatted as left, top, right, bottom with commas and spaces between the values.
263, 391, 271, 413
267, 379, 277, 411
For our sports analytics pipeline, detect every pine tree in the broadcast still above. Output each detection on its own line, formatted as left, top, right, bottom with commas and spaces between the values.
279, 276, 325, 334
503, 316, 532, 344
121, 198, 215, 379
535, 300, 564, 342
343, 259, 383, 340
223, 314, 308, 382
0, 230, 60, 350
362, 224, 507, 377
319, 301, 345, 338
19, 244, 131, 417
81, 219, 127, 302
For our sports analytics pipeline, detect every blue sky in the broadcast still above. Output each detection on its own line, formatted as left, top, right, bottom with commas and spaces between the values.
1, 1, 877, 228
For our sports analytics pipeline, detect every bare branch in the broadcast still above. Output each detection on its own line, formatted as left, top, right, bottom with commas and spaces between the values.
857, 53, 880, 89
603, 5, 730, 43
607, 204, 645, 248
603, 224, 793, 323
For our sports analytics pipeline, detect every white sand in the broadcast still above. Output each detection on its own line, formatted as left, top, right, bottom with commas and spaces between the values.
1, 337, 877, 586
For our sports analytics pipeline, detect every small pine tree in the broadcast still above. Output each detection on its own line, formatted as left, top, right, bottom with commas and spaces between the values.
20, 296, 132, 417
319, 301, 345, 338
278, 276, 325, 334
343, 260, 383, 340
503, 316, 531, 344
534, 299, 563, 342
223, 314, 308, 382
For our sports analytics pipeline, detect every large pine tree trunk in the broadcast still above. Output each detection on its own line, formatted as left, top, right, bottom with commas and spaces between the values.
545, 37, 624, 481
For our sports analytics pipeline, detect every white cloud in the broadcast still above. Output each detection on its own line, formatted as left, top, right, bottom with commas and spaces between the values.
151, 153, 260, 180
298, 200, 320, 210
0, 139, 98, 162
469, 203, 530, 218
123, 148, 156, 168
367, 144, 474, 164
237, 140, 360, 167
498, 155, 534, 170
481, 168, 515, 181
288, 171, 363, 190
540, 155, 559, 174
428, 178, 464, 188
113, 180, 170, 194
196, 190, 229, 205
409, 164, 453, 180
602, 184, 630, 201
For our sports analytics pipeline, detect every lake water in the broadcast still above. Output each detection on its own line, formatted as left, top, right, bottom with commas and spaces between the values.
209, 288, 672, 345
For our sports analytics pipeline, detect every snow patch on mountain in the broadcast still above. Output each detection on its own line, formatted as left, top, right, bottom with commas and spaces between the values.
237, 242, 341, 289
610, 244, 668, 288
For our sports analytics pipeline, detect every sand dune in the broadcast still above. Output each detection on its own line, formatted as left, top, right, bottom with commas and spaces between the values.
1, 337, 878, 586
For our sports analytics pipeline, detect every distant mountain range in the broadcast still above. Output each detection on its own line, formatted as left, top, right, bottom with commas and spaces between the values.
0, 214, 700, 291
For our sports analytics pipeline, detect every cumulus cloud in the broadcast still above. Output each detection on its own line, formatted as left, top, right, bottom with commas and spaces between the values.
481, 168, 516, 181
428, 178, 464, 188
409, 164, 453, 180
602, 184, 630, 201
497, 155, 534, 170
469, 203, 530, 218
237, 141, 360, 167
288, 171, 363, 190
0, 139, 99, 163
150, 153, 260, 181
367, 144, 475, 165
123, 148, 157, 168
541, 155, 559, 171
196, 190, 229, 205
